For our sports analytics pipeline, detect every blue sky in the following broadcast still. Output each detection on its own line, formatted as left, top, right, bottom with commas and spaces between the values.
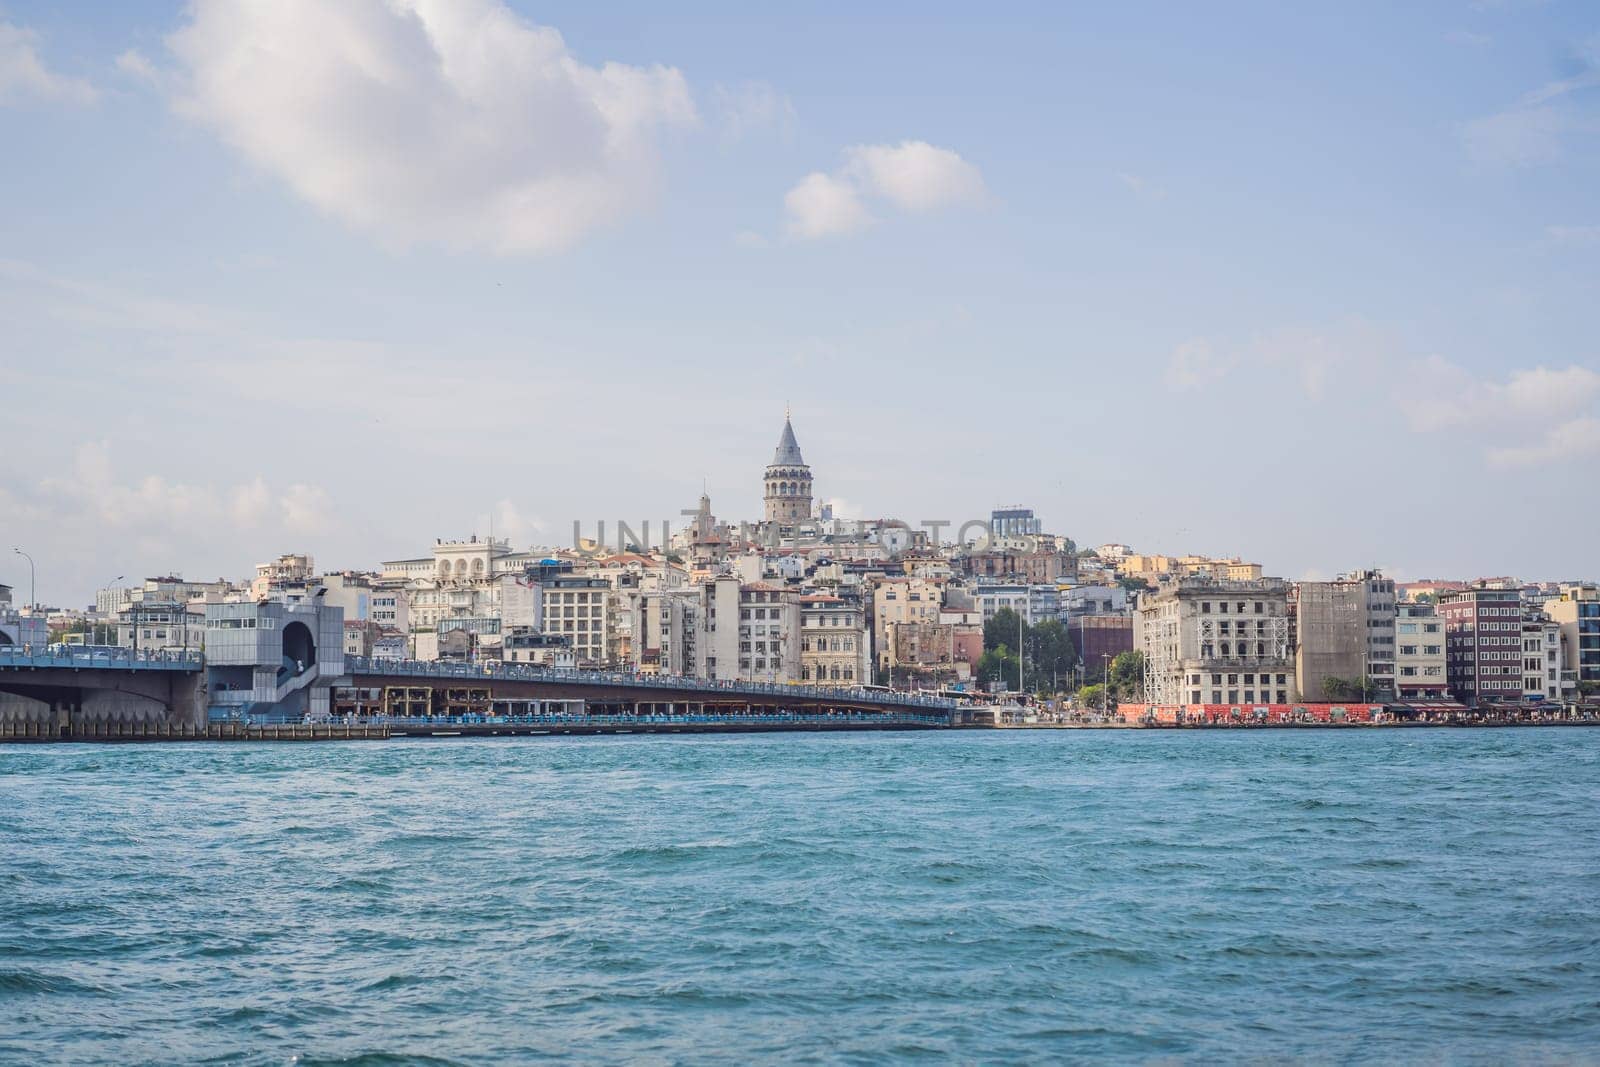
2, 1, 1597, 607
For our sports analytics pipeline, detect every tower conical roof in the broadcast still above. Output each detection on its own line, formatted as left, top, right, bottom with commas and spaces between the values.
772, 416, 806, 466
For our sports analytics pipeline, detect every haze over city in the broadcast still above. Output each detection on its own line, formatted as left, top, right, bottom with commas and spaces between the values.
4, 1, 1599, 607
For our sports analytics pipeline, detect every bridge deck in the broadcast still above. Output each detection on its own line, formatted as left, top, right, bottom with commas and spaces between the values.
345, 656, 953, 712
0, 648, 205, 672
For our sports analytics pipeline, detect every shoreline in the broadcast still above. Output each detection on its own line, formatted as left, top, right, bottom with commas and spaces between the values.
4, 717, 1599, 744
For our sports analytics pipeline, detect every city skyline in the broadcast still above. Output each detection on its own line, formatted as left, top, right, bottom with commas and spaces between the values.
4, 1, 1599, 605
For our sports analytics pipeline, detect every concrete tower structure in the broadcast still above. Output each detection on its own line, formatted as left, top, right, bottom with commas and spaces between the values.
764, 414, 813, 524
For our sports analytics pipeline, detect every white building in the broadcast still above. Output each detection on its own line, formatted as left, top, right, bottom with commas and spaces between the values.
539, 575, 611, 666
799, 594, 869, 685
116, 600, 206, 654
1394, 603, 1448, 700
1136, 577, 1296, 706
1522, 615, 1568, 702
694, 576, 800, 683
973, 582, 1032, 623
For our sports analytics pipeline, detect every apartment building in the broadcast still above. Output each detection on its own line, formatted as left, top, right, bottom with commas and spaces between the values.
1394, 603, 1448, 700
540, 575, 611, 666
872, 576, 944, 670
1521, 615, 1566, 702
1438, 587, 1523, 704
1544, 584, 1600, 690
799, 594, 868, 685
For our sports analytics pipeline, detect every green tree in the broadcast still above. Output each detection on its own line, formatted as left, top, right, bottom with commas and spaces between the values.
1108, 650, 1145, 700
983, 607, 1025, 653
1116, 576, 1150, 593
1025, 618, 1078, 692
1077, 683, 1108, 709
1321, 675, 1367, 700
977, 648, 1018, 688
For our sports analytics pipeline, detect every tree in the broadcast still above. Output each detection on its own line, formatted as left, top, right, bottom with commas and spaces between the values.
1025, 618, 1077, 692
977, 648, 1018, 688
1077, 683, 1108, 709
1116, 576, 1150, 594
1321, 675, 1365, 700
984, 607, 1025, 653
1108, 650, 1145, 700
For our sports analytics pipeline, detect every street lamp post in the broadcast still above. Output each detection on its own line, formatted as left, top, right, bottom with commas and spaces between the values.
99, 576, 124, 645
1018, 605, 1025, 695
12, 547, 35, 613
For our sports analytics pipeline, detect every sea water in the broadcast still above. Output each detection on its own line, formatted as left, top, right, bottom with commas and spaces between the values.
3, 730, 1598, 1063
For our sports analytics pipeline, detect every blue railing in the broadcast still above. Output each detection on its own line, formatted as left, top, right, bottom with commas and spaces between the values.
345, 655, 954, 710
0, 647, 204, 671
371, 711, 948, 726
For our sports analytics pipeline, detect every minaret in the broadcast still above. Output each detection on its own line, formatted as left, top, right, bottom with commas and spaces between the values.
764, 412, 813, 524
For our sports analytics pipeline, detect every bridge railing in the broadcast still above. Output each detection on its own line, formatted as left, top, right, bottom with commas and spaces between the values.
0, 647, 204, 671
246, 710, 949, 727
345, 656, 955, 710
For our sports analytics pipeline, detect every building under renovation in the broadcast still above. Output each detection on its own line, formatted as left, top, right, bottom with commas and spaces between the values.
1135, 577, 1296, 706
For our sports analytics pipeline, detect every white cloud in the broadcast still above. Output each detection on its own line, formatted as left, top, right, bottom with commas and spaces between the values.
1487, 416, 1600, 468
281, 484, 334, 534
1160, 321, 1600, 468
784, 171, 873, 239
115, 49, 160, 86
32, 442, 338, 539
1163, 339, 1230, 391
0, 20, 97, 106
162, 0, 696, 254
783, 140, 985, 240
477, 499, 546, 549
1162, 324, 1374, 397
713, 81, 795, 140
843, 141, 987, 212
1404, 358, 1600, 431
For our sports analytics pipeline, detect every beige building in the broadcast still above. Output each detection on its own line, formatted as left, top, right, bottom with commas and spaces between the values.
871, 576, 944, 671
799, 594, 869, 685
1544, 584, 1598, 692
1135, 577, 1296, 705
1118, 554, 1262, 583
1294, 571, 1395, 701
253, 554, 314, 598
1394, 603, 1448, 700
635, 587, 700, 676
540, 575, 611, 666
694, 576, 801, 683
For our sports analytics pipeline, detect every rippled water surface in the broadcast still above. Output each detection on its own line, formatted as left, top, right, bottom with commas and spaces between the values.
3, 730, 1599, 1064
